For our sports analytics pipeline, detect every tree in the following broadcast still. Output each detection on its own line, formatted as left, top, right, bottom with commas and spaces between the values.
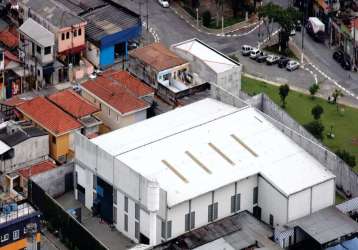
279, 84, 290, 108
311, 105, 324, 120
331, 88, 344, 112
202, 10, 212, 27
309, 84, 319, 99
304, 120, 325, 140
336, 149, 356, 167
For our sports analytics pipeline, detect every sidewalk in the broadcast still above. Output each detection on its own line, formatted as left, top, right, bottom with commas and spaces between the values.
170, 2, 258, 36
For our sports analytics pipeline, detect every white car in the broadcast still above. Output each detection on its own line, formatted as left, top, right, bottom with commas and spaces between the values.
286, 60, 300, 71
249, 48, 261, 59
158, 0, 169, 7
266, 54, 280, 65
241, 45, 253, 56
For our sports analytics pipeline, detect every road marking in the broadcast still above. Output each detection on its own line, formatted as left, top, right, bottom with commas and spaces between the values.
142, 21, 160, 42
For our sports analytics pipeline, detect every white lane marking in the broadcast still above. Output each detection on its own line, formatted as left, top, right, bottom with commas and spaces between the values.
142, 21, 160, 42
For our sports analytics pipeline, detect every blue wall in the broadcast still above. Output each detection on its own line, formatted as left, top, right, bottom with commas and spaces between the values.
99, 45, 115, 69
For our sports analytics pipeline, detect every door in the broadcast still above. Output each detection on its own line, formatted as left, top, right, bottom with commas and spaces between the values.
65, 172, 74, 192
77, 184, 85, 205
253, 206, 261, 220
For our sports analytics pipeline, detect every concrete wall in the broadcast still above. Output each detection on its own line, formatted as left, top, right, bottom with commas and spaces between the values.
58, 25, 86, 53
31, 162, 74, 197
0, 135, 49, 173
288, 189, 311, 222
85, 42, 100, 68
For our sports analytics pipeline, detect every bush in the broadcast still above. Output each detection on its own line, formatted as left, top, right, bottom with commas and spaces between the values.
336, 149, 356, 167
304, 120, 324, 140
202, 10, 212, 27
309, 84, 319, 98
311, 104, 324, 120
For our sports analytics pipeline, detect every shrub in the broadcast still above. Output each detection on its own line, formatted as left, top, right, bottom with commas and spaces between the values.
304, 120, 324, 140
336, 149, 356, 167
202, 10, 212, 27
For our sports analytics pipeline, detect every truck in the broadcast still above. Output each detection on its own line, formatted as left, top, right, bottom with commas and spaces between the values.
306, 17, 326, 43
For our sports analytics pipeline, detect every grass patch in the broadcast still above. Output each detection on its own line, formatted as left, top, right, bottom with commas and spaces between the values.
335, 192, 346, 204
264, 44, 298, 60
242, 76, 358, 172
206, 15, 245, 29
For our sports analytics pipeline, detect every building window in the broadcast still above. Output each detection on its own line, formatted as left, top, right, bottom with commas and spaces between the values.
269, 214, 274, 226
124, 214, 128, 232
99, 103, 102, 110
66, 32, 70, 39
113, 207, 117, 224
135, 221, 139, 240
52, 136, 56, 144
135, 203, 140, 220
13, 230, 20, 240
124, 196, 128, 213
78, 28, 82, 36
36, 45, 41, 54
167, 221, 172, 239
93, 175, 97, 190
108, 108, 110, 116
0, 234, 9, 242
44, 46, 51, 55
62, 33, 65, 40
253, 187, 258, 204
37, 69, 41, 76
185, 212, 195, 231
113, 190, 117, 205
231, 194, 241, 213
74, 29, 77, 37
208, 202, 218, 222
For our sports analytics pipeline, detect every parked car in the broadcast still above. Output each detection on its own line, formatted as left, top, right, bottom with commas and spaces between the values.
158, 0, 169, 7
333, 50, 352, 70
286, 60, 300, 71
250, 48, 261, 59
256, 52, 268, 63
241, 45, 253, 56
333, 50, 344, 64
295, 20, 302, 31
128, 41, 139, 50
278, 57, 290, 68
266, 54, 280, 65
290, 29, 296, 36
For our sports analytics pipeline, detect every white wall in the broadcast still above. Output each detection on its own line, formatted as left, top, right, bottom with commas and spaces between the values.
312, 179, 335, 213
214, 183, 235, 219
75, 164, 93, 210
288, 189, 311, 222
85, 41, 100, 67
191, 192, 211, 229
258, 176, 288, 226
167, 201, 189, 239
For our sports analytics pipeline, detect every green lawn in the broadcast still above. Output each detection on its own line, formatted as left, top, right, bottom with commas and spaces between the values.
336, 192, 346, 205
241, 76, 358, 172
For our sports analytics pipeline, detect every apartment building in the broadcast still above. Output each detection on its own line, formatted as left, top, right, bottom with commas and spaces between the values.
74, 98, 335, 246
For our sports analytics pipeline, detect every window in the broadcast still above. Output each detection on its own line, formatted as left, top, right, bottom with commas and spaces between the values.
167, 221, 172, 239
135, 203, 140, 220
66, 32, 70, 39
124, 214, 128, 232
36, 45, 41, 54
37, 69, 40, 76
231, 194, 241, 213
74, 29, 77, 37
113, 190, 117, 205
269, 214, 274, 226
161, 221, 166, 239
52, 136, 56, 144
253, 187, 258, 204
113, 207, 117, 224
108, 108, 110, 116
13, 230, 20, 240
1, 234, 9, 242
78, 28, 82, 36
44, 46, 51, 55
185, 212, 195, 231
190, 211, 195, 230
124, 196, 128, 212
62, 33, 65, 40
135, 221, 139, 240
208, 202, 218, 222
185, 213, 190, 231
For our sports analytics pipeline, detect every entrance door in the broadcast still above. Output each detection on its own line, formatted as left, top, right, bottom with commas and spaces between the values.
65, 172, 74, 192
253, 206, 262, 220
77, 184, 85, 205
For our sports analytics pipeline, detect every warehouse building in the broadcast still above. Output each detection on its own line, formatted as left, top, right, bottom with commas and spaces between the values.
74, 98, 335, 246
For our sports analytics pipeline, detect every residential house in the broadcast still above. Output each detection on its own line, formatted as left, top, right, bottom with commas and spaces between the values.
81, 70, 153, 130
18, 0, 90, 81
0, 121, 49, 174
18, 18, 55, 89
16, 96, 82, 163
48, 89, 101, 137
74, 98, 335, 246
55, 0, 142, 69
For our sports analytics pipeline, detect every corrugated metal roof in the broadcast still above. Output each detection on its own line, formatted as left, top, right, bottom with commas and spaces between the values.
19, 18, 55, 47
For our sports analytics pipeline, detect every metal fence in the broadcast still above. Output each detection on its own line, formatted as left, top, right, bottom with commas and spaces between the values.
28, 180, 108, 250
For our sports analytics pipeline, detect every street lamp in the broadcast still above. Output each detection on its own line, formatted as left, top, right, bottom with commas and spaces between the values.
301, 0, 307, 64
196, 8, 199, 27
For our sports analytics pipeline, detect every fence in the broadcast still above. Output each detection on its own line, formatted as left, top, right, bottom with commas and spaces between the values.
28, 180, 108, 250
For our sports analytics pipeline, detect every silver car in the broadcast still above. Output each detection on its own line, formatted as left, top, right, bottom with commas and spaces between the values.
286, 60, 300, 71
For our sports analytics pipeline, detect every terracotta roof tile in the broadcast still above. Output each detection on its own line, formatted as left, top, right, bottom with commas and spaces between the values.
129, 43, 187, 71
0, 30, 18, 48
82, 75, 150, 115
18, 160, 56, 178
48, 89, 99, 119
17, 97, 82, 136
104, 71, 154, 97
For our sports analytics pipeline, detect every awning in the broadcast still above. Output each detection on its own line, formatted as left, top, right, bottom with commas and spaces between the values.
59, 44, 86, 56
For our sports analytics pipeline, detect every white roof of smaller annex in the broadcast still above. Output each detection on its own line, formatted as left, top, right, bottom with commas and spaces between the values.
171, 38, 240, 73
19, 18, 55, 47
92, 99, 334, 207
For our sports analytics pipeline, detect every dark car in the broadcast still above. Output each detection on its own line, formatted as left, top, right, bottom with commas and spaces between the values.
333, 50, 344, 63
256, 53, 268, 63
341, 57, 352, 71
278, 57, 290, 68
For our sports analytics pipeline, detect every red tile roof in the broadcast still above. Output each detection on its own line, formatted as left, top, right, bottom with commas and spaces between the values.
129, 43, 187, 72
104, 71, 154, 97
17, 97, 82, 136
18, 160, 56, 178
48, 89, 99, 119
0, 30, 18, 48
0, 96, 27, 107
82, 75, 150, 115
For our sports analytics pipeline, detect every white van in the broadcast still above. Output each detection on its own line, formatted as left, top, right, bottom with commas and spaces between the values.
241, 45, 253, 56
250, 48, 261, 59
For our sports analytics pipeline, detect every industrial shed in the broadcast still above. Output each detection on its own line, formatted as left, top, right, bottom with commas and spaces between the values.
74, 98, 335, 246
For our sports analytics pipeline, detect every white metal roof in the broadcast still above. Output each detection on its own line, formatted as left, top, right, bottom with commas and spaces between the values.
19, 18, 55, 47
171, 39, 239, 73
92, 99, 334, 207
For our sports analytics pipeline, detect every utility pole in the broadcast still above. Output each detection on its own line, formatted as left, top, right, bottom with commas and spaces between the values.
353, 17, 357, 71
221, 1, 224, 34
146, 0, 149, 31
301, 0, 306, 64
196, 8, 199, 27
